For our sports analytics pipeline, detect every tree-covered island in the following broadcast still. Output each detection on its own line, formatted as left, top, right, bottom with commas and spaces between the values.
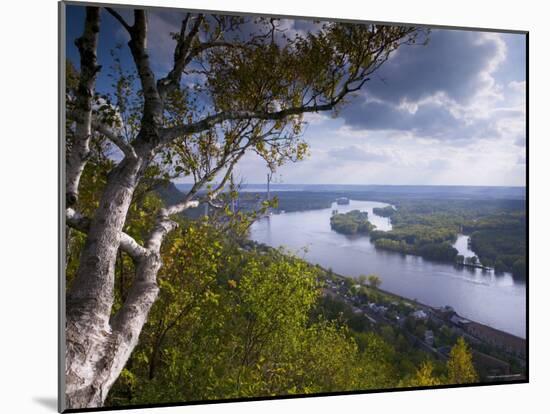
330, 210, 376, 235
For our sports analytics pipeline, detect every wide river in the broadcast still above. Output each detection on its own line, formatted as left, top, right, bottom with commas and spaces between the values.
249, 199, 526, 338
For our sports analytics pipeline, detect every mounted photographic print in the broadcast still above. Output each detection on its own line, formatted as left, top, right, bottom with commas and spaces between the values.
59, 1, 528, 411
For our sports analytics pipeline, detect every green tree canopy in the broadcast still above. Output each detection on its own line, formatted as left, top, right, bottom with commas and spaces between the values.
368, 274, 382, 289
446, 337, 478, 384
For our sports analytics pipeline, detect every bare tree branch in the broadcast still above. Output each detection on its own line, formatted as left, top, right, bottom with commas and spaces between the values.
66, 208, 147, 260
158, 14, 204, 98
203, 147, 248, 198
105, 7, 131, 32
92, 120, 137, 159
67, 109, 137, 159
144, 200, 198, 254
144, 143, 246, 251
159, 99, 342, 145
107, 8, 163, 140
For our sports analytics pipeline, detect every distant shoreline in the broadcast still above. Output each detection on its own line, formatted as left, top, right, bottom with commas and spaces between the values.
174, 183, 526, 201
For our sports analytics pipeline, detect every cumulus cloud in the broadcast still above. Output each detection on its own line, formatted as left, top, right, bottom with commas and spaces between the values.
341, 98, 506, 144
343, 100, 459, 133
365, 30, 506, 104
337, 28, 526, 154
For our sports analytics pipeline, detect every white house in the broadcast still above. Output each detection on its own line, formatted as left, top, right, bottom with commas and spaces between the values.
412, 309, 428, 320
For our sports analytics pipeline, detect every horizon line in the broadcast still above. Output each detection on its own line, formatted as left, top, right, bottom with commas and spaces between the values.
173, 182, 526, 188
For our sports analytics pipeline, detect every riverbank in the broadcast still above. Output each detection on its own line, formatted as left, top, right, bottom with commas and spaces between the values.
249, 199, 526, 338
319, 266, 526, 382
325, 268, 525, 358
243, 238, 526, 380
456, 262, 493, 271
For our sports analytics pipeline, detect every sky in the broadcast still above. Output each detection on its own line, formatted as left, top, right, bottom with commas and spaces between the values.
66, 6, 527, 187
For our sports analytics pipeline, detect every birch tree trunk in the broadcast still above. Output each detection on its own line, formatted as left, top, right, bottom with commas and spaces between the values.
66, 154, 146, 407
66, 7, 100, 207
65, 148, 197, 408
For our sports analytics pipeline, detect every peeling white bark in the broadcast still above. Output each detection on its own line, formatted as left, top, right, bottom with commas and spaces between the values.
65, 250, 160, 408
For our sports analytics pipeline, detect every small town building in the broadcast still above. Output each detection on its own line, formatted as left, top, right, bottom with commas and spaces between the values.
412, 309, 428, 320
336, 197, 350, 205
450, 314, 470, 327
